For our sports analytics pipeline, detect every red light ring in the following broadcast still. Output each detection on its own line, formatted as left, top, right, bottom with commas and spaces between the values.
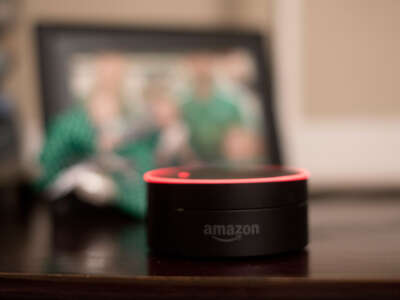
143, 166, 309, 185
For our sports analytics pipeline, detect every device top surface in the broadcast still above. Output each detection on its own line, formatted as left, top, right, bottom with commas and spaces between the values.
143, 165, 309, 184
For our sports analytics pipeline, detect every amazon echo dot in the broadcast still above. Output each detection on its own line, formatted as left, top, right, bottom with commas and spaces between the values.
144, 165, 309, 257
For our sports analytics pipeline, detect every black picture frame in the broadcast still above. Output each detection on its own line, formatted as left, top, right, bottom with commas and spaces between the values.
36, 24, 282, 164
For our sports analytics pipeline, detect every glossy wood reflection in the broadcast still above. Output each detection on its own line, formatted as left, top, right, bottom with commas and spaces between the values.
0, 188, 400, 298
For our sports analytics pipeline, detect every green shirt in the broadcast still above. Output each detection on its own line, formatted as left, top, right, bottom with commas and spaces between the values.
182, 88, 241, 162
36, 104, 158, 219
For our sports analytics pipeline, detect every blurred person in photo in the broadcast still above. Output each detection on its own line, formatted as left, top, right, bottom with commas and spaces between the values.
35, 52, 160, 219
181, 51, 242, 163
144, 81, 195, 166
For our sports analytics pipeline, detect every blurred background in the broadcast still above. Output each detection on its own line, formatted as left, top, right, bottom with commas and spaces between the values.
0, 0, 399, 276
0, 0, 398, 192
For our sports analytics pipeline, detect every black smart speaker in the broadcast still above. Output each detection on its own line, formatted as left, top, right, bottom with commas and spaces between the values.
144, 165, 309, 257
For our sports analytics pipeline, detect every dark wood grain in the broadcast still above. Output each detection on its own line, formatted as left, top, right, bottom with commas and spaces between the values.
0, 187, 400, 298
0, 274, 399, 299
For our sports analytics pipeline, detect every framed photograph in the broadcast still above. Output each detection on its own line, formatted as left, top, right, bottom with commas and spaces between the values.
35, 24, 281, 217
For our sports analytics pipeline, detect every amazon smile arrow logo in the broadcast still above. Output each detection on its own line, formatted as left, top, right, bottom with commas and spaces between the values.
203, 224, 260, 242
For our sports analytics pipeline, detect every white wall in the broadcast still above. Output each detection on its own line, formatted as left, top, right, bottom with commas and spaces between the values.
273, 0, 400, 189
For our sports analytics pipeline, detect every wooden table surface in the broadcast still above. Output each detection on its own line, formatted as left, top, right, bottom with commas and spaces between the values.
0, 188, 399, 299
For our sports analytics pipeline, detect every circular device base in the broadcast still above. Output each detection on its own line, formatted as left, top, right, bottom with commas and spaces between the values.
144, 165, 309, 257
